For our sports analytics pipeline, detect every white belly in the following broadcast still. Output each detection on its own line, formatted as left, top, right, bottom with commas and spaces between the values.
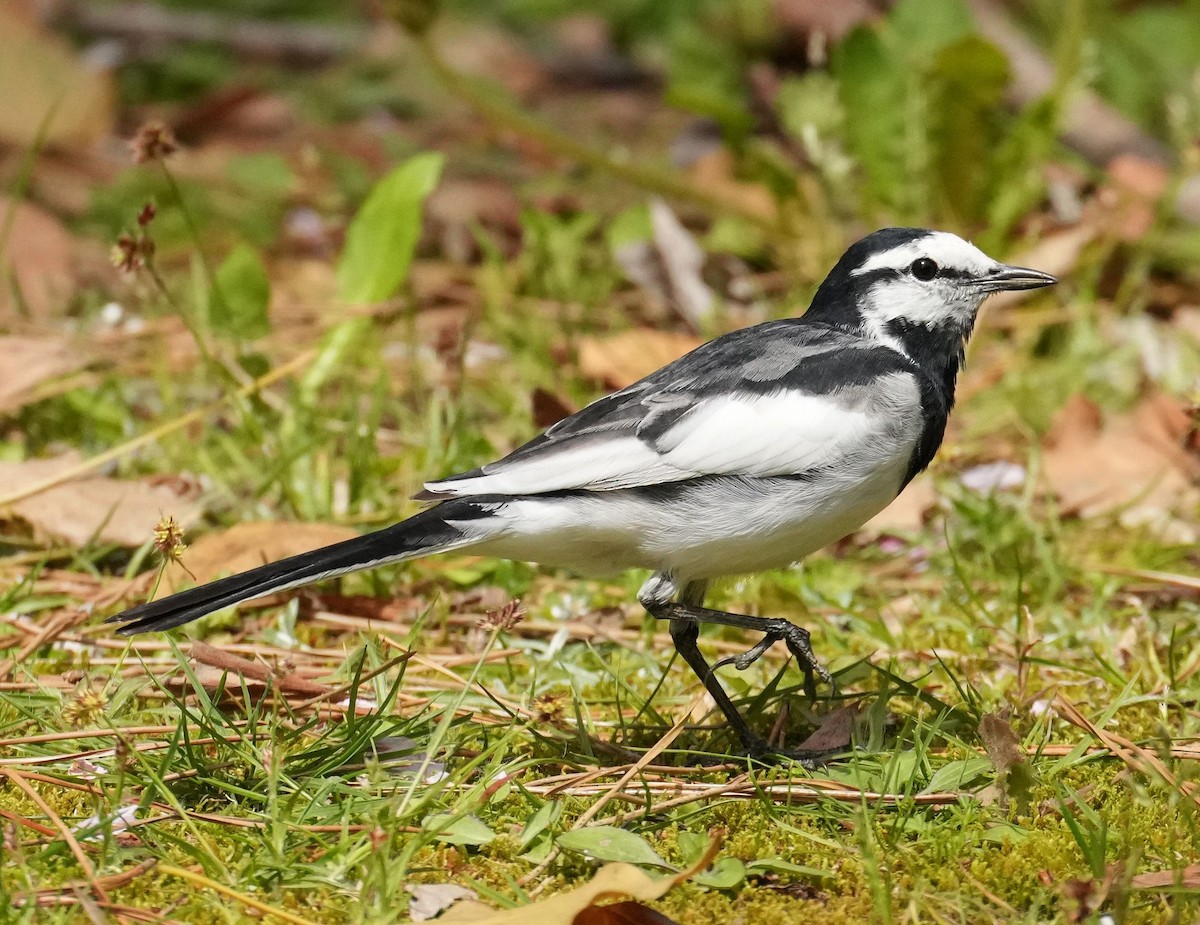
468, 455, 911, 582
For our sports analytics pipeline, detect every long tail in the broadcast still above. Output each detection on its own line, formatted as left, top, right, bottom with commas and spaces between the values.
108, 500, 494, 635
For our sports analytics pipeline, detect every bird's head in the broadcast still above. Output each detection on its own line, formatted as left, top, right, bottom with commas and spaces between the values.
808, 228, 1057, 353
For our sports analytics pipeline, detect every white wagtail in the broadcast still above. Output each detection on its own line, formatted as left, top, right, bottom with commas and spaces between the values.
110, 227, 1056, 757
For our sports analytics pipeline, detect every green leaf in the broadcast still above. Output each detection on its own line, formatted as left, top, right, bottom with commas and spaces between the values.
694, 857, 747, 890
833, 27, 910, 212
665, 22, 753, 140
675, 830, 709, 866
225, 152, 295, 199
605, 203, 652, 252
888, 0, 973, 61
746, 858, 833, 879
556, 826, 671, 868
336, 151, 443, 303
299, 317, 372, 403
519, 800, 562, 850
924, 756, 994, 793
209, 244, 270, 340
424, 813, 495, 846
929, 36, 1010, 220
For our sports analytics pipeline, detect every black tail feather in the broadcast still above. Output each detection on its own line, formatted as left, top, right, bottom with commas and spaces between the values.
109, 505, 476, 635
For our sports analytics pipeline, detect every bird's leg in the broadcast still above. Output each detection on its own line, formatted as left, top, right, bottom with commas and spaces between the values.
639, 577, 771, 756
641, 573, 833, 720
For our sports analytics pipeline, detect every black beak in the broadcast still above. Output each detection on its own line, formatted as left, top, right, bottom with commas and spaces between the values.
978, 264, 1058, 293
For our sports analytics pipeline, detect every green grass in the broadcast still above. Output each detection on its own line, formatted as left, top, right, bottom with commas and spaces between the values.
4, 1, 1200, 922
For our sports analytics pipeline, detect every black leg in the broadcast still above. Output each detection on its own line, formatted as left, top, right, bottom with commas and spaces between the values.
639, 574, 835, 762
664, 617, 772, 757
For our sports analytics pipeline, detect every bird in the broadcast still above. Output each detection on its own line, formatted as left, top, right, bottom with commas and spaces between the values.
109, 227, 1056, 758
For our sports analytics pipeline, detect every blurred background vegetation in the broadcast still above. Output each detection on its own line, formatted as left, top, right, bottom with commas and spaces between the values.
2, 0, 1200, 922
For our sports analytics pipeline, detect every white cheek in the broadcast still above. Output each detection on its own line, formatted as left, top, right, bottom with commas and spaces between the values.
861, 279, 983, 332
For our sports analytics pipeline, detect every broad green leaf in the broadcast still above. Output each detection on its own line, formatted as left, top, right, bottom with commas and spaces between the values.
833, 27, 910, 212
665, 21, 753, 140
924, 756, 994, 793
1095, 6, 1200, 133
605, 203, 652, 252
557, 826, 671, 869
424, 813, 495, 846
209, 244, 270, 340
675, 830, 709, 866
693, 857, 747, 890
225, 152, 295, 199
929, 36, 1010, 221
776, 73, 844, 149
336, 151, 443, 303
519, 800, 562, 850
888, 0, 973, 61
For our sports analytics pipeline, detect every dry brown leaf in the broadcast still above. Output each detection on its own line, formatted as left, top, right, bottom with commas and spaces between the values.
0, 335, 89, 412
573, 901, 679, 925
0, 9, 115, 149
440, 839, 721, 924
1131, 865, 1200, 890
162, 521, 360, 594
0, 454, 202, 548
794, 703, 858, 753
687, 150, 777, 223
770, 0, 877, 44
578, 330, 703, 390
614, 199, 715, 332
978, 713, 1024, 775
860, 475, 936, 535
1040, 394, 1200, 536
1107, 154, 1170, 202
532, 387, 575, 429
426, 179, 521, 261
0, 196, 77, 319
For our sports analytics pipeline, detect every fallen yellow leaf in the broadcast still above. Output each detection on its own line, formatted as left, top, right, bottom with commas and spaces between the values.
439, 837, 721, 924
578, 330, 703, 390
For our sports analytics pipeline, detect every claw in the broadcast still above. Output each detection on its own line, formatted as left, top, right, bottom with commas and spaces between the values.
711, 634, 778, 674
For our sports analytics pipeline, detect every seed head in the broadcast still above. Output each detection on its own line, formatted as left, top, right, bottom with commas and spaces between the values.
153, 515, 187, 563
129, 121, 177, 164
477, 598, 525, 632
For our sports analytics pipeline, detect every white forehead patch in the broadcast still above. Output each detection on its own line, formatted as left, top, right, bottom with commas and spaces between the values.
851, 231, 996, 277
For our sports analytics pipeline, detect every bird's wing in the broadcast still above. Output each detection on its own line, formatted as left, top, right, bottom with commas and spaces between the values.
420, 322, 917, 498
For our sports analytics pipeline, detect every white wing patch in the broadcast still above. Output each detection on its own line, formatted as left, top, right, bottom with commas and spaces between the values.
651, 393, 878, 477
423, 437, 694, 496
423, 388, 908, 497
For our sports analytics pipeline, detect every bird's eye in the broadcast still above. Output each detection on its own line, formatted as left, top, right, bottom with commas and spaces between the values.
910, 258, 938, 281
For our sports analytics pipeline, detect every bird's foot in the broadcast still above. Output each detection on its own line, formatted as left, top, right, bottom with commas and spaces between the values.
741, 734, 836, 769
710, 619, 835, 701
710, 634, 776, 673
